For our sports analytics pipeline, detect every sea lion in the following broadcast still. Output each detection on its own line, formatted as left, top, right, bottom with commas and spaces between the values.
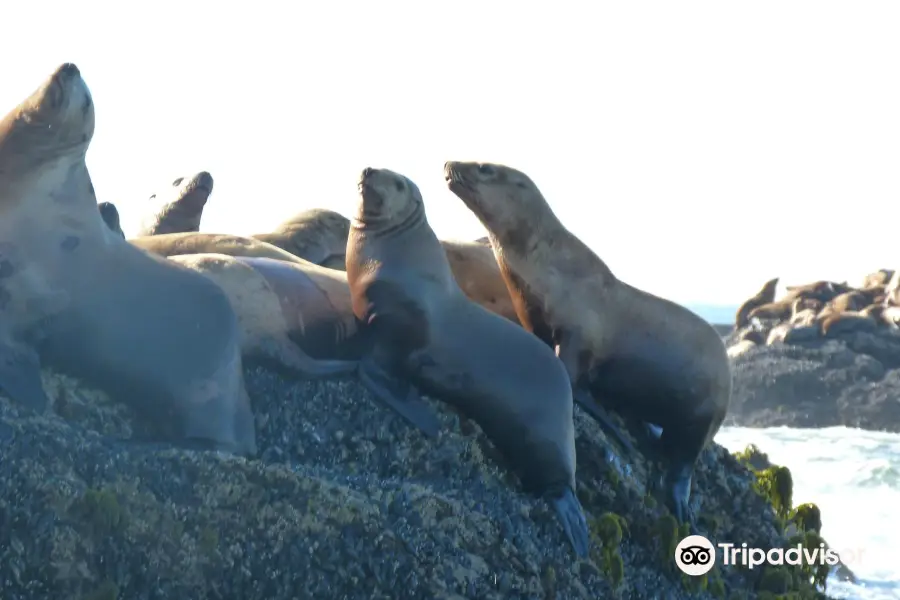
783, 280, 851, 303
0, 63, 255, 454
885, 271, 900, 306
819, 312, 878, 337
766, 323, 819, 345
252, 208, 351, 270
134, 171, 214, 237
737, 329, 766, 345
444, 160, 732, 528
251, 212, 520, 323
734, 277, 779, 329
440, 239, 520, 324
346, 167, 589, 557
881, 306, 900, 328
827, 291, 870, 313
861, 269, 894, 290
130, 232, 310, 264
166, 254, 362, 374
727, 339, 758, 359
747, 300, 794, 323
98, 202, 125, 239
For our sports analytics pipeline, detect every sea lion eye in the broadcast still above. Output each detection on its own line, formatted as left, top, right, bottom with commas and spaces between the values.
394, 179, 405, 192
477, 164, 495, 177
172, 177, 184, 187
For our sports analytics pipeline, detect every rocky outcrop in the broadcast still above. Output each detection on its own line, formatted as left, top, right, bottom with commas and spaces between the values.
726, 326, 900, 431
0, 368, 837, 599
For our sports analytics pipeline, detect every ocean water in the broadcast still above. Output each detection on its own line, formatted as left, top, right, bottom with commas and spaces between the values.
715, 426, 900, 599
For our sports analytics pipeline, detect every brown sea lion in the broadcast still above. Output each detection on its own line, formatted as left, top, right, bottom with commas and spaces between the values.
747, 300, 794, 323
828, 291, 870, 313
819, 312, 878, 337
783, 281, 851, 303
134, 171, 214, 237
347, 167, 589, 557
252, 208, 351, 270
734, 277, 779, 329
0, 63, 255, 454
130, 232, 309, 264
166, 254, 361, 375
98, 202, 124, 239
727, 339, 758, 359
738, 329, 766, 345
444, 160, 732, 528
861, 269, 894, 290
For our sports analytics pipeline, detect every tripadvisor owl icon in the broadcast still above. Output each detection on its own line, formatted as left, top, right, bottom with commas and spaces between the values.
675, 535, 717, 576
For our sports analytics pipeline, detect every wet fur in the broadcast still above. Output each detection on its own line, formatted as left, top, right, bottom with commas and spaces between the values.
131, 232, 312, 265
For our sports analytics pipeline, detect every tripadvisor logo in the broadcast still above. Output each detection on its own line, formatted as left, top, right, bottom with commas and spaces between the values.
675, 535, 841, 576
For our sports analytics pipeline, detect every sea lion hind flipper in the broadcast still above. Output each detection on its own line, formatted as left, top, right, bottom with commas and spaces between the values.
0, 342, 50, 412
572, 387, 637, 456
549, 486, 590, 557
357, 356, 440, 437
666, 461, 697, 532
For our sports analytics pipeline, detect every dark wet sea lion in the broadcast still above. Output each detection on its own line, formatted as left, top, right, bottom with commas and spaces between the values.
0, 63, 255, 454
445, 160, 732, 529
734, 277, 779, 329
346, 166, 589, 557
252, 208, 351, 269
135, 171, 214, 237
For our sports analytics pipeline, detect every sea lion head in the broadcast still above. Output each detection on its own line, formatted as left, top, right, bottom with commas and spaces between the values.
0, 63, 95, 184
444, 161, 539, 232
97, 202, 125, 239
354, 167, 423, 227
155, 171, 214, 213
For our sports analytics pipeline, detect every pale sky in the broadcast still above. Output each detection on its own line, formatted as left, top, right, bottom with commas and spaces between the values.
3, 2, 899, 305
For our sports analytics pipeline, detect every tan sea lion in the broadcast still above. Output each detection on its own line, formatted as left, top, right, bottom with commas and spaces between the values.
134, 171, 214, 237
167, 254, 362, 374
861, 269, 894, 290
347, 167, 589, 557
440, 239, 519, 324
251, 212, 520, 323
130, 232, 309, 264
252, 208, 351, 270
766, 323, 819, 345
0, 63, 255, 454
97, 202, 124, 239
445, 160, 732, 528
734, 277, 779, 329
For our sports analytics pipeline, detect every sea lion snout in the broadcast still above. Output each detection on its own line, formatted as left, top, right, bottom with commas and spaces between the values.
56, 63, 81, 79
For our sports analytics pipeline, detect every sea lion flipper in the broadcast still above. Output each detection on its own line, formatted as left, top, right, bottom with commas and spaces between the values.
572, 387, 637, 456
549, 487, 590, 557
666, 461, 697, 532
358, 356, 440, 437
0, 342, 50, 412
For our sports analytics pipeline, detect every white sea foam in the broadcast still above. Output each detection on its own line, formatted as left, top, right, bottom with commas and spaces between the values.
715, 426, 900, 599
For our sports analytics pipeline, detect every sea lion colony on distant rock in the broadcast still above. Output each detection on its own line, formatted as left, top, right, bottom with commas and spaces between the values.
7, 62, 736, 558
728, 269, 900, 356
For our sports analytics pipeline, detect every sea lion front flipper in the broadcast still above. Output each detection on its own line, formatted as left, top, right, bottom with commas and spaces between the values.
666, 461, 697, 532
0, 341, 50, 412
358, 355, 440, 437
549, 486, 590, 557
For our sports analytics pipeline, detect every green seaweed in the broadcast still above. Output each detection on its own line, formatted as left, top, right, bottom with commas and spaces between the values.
753, 466, 794, 520
589, 512, 628, 588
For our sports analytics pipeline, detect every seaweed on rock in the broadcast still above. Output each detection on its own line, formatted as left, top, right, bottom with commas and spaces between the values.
0, 367, 838, 599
